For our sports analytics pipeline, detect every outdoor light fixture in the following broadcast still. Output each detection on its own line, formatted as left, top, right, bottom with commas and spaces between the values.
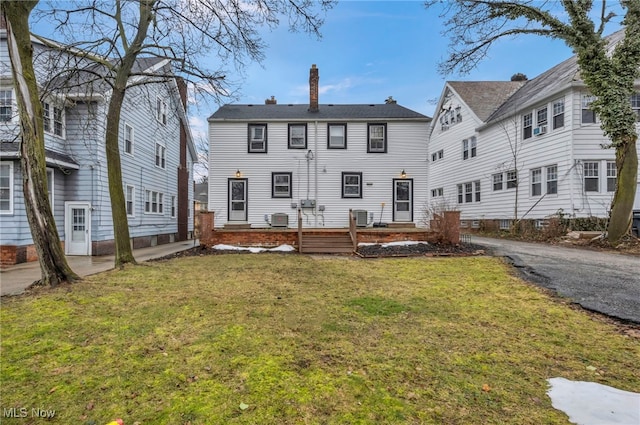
235, 169, 241, 178
400, 169, 406, 178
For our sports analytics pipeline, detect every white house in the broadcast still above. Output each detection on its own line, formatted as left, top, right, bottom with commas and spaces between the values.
208, 65, 431, 229
0, 27, 196, 265
428, 31, 640, 230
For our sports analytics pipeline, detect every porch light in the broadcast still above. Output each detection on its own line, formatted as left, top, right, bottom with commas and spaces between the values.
400, 169, 406, 178
235, 169, 241, 178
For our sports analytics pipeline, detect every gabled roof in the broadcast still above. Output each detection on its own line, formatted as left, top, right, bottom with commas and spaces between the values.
208, 103, 431, 122
448, 81, 525, 122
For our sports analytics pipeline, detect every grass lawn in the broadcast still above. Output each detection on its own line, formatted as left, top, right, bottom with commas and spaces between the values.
1, 254, 638, 424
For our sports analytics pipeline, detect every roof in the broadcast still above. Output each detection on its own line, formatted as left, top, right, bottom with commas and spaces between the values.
448, 81, 525, 121
0, 142, 80, 169
208, 103, 431, 122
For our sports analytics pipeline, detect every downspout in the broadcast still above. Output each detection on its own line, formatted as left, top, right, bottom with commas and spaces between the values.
314, 120, 318, 227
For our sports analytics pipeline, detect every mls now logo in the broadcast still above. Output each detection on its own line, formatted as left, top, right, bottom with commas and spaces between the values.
3, 407, 56, 418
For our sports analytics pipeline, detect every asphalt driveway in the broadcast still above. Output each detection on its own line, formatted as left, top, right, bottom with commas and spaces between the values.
471, 236, 640, 324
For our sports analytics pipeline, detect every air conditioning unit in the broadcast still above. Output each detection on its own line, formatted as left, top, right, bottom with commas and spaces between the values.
533, 125, 547, 136
271, 213, 288, 228
353, 210, 368, 227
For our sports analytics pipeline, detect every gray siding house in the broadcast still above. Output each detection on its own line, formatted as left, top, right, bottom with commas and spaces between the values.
0, 28, 196, 265
208, 66, 431, 229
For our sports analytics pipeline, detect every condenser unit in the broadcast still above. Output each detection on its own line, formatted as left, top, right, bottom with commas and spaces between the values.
271, 213, 289, 228
353, 210, 368, 227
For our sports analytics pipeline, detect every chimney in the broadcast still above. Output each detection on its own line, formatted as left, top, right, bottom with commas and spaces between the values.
175, 76, 188, 110
265, 96, 277, 105
309, 64, 319, 113
385, 96, 397, 104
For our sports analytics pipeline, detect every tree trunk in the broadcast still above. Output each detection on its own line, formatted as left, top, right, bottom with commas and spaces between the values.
608, 135, 638, 245
2, 1, 80, 285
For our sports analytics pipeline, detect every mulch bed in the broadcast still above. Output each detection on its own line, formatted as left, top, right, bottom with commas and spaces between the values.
152, 242, 486, 261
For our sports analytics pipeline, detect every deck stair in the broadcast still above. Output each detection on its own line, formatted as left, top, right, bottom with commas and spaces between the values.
300, 232, 354, 254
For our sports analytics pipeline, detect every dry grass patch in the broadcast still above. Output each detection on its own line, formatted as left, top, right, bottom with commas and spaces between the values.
1, 255, 638, 424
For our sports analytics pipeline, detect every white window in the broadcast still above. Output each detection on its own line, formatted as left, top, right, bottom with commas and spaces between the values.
367, 124, 386, 153
499, 219, 510, 230
431, 149, 444, 162
171, 195, 176, 218
288, 124, 306, 149
583, 161, 599, 192
457, 184, 463, 204
631, 93, 640, 122
145, 190, 164, 214
431, 187, 443, 197
552, 98, 564, 129
492, 173, 503, 191
465, 182, 473, 203
248, 124, 267, 153
155, 143, 166, 169
1, 162, 13, 213
342, 172, 362, 198
607, 161, 617, 192
158, 193, 164, 214
126, 185, 135, 216
46, 168, 54, 210
536, 107, 547, 127
523, 112, 533, 139
0, 90, 12, 122
582, 94, 597, 124
462, 136, 477, 160
506, 170, 518, 189
124, 124, 134, 155
328, 123, 346, 149
531, 168, 542, 196
156, 97, 167, 125
272, 172, 292, 198
474, 180, 481, 202
43, 101, 64, 137
546, 165, 558, 195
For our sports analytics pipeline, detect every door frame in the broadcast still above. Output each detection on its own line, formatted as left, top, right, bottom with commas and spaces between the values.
392, 178, 413, 222
227, 178, 248, 222
64, 201, 92, 256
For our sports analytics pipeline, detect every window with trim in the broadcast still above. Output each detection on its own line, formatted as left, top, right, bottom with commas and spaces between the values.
536, 107, 548, 127
0, 90, 12, 122
327, 123, 346, 149
583, 161, 599, 192
465, 182, 473, 202
492, 173, 503, 191
456, 181, 480, 203
506, 170, 518, 189
474, 181, 481, 202
523, 112, 533, 139
0, 162, 13, 213
457, 184, 463, 204
248, 124, 267, 153
155, 143, 166, 169
145, 190, 164, 214
124, 124, 134, 155
156, 97, 167, 125
342, 172, 362, 198
607, 161, 616, 192
367, 124, 387, 153
272, 172, 292, 198
171, 195, 176, 218
499, 219, 511, 230
552, 99, 564, 129
582, 94, 597, 124
43, 101, 64, 137
126, 185, 135, 216
431, 187, 443, 197
431, 149, 444, 162
462, 137, 476, 160
46, 168, 54, 209
631, 93, 640, 122
531, 168, 542, 196
288, 124, 307, 149
546, 165, 558, 195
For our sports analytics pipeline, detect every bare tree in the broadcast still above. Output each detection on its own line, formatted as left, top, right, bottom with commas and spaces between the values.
35, 0, 334, 267
426, 0, 640, 245
1, 0, 80, 286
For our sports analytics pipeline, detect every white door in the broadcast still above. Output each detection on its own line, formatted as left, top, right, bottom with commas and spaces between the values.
228, 179, 247, 222
65, 202, 91, 255
393, 179, 412, 222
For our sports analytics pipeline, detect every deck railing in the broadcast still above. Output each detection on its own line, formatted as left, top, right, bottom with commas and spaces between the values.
348, 209, 357, 251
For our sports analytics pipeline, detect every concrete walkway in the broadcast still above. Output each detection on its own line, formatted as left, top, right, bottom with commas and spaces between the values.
0, 240, 198, 296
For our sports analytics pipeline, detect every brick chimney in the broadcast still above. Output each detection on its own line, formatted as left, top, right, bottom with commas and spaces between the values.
309, 64, 319, 113
265, 96, 277, 105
